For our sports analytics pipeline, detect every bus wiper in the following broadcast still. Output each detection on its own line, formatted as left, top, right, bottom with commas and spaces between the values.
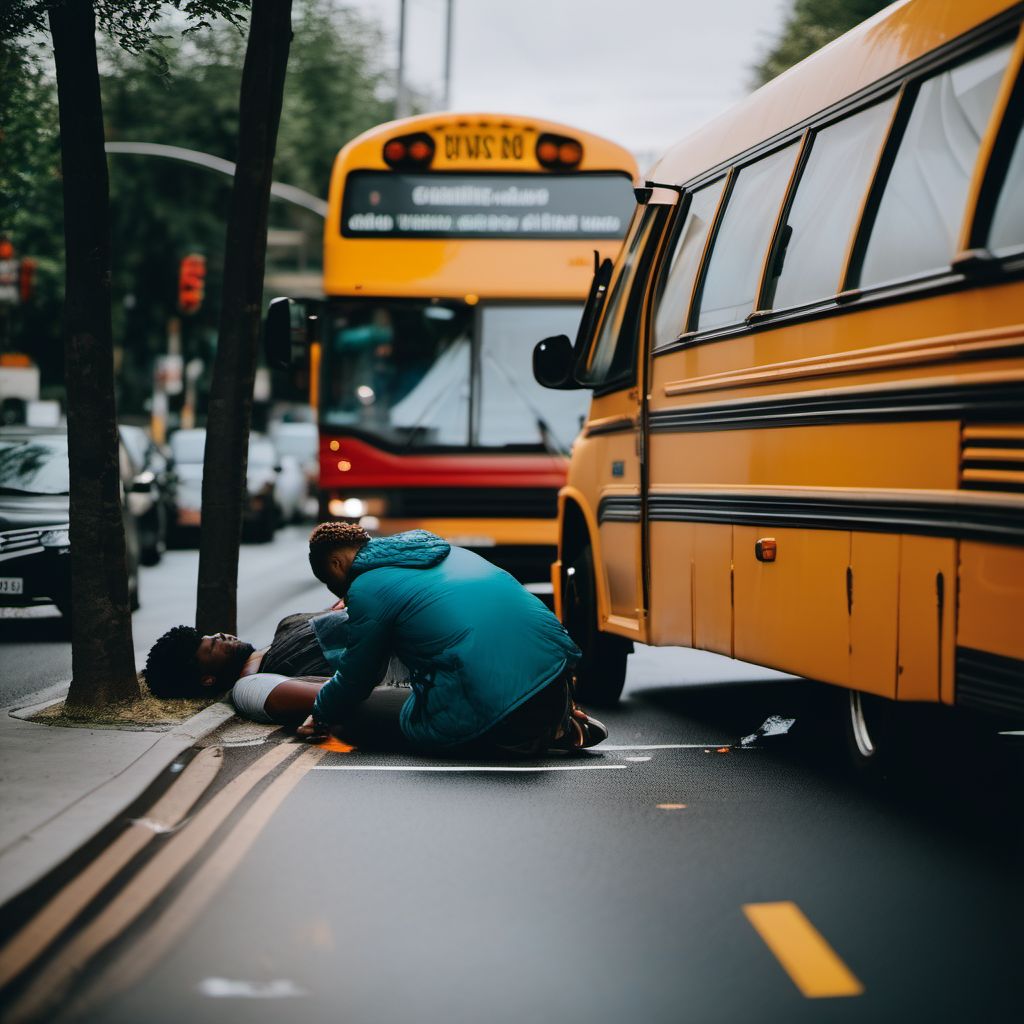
482, 351, 570, 457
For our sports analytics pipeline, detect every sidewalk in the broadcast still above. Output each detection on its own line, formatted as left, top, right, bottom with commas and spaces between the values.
0, 684, 236, 907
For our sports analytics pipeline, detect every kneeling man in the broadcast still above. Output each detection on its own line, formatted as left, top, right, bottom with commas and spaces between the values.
301, 522, 605, 754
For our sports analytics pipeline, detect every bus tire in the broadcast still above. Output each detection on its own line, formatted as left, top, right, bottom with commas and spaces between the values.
841, 688, 901, 782
563, 547, 630, 707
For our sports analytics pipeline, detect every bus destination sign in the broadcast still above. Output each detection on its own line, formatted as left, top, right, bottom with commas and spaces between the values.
342, 172, 634, 241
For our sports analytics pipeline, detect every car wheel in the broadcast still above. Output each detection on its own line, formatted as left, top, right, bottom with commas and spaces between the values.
562, 546, 630, 706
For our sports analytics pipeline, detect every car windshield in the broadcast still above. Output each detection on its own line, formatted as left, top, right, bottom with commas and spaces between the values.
170, 431, 206, 464
320, 300, 589, 452
248, 439, 276, 468
0, 437, 70, 495
270, 426, 316, 459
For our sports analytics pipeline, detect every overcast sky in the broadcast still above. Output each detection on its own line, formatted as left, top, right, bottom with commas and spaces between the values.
345, 0, 792, 170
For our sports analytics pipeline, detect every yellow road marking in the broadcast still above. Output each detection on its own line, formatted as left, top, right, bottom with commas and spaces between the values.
4, 743, 296, 1024
743, 902, 864, 998
68, 747, 325, 1017
0, 747, 223, 990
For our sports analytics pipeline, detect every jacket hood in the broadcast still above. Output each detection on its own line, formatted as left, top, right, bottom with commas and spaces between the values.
350, 529, 450, 577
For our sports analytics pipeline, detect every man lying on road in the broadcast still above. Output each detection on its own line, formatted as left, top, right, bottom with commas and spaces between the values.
298, 522, 607, 755
143, 608, 411, 731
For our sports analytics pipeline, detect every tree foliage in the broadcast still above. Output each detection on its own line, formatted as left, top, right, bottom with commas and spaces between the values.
753, 0, 892, 86
4, 0, 393, 410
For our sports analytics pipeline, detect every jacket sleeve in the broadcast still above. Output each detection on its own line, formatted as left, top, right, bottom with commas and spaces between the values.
311, 604, 392, 724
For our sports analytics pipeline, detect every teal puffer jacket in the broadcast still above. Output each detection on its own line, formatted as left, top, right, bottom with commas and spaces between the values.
311, 530, 580, 748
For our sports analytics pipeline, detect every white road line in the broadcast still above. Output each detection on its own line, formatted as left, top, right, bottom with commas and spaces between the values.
598, 743, 733, 751
312, 764, 628, 772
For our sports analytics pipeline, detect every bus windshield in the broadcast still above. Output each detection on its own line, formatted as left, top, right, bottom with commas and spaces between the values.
322, 300, 589, 453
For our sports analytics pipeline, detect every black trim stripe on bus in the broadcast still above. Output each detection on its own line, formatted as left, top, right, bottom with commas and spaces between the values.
597, 492, 1024, 546
956, 647, 1024, 717
648, 380, 1024, 433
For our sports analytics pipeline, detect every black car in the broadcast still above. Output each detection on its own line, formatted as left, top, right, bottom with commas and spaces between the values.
0, 427, 140, 618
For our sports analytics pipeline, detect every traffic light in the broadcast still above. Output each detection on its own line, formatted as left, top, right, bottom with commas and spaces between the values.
178, 253, 206, 315
18, 258, 36, 303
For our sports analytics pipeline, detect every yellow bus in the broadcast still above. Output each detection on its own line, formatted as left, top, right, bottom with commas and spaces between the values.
294, 113, 637, 583
532, 0, 1024, 769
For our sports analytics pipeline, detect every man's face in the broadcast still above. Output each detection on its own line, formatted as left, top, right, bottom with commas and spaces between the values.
320, 547, 359, 598
196, 633, 253, 687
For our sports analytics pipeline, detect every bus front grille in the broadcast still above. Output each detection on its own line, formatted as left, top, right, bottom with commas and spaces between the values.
389, 488, 558, 520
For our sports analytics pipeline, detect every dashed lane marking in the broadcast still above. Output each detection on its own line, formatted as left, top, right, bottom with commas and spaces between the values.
312, 764, 628, 772
743, 902, 864, 999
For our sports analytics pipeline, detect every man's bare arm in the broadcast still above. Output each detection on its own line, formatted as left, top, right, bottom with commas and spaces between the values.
262, 676, 328, 728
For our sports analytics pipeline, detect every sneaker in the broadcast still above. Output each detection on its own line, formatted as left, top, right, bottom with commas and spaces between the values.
549, 707, 609, 750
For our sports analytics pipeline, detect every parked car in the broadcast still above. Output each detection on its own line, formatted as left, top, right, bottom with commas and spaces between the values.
0, 426, 140, 619
251, 434, 306, 525
268, 420, 318, 518
119, 423, 177, 565
168, 428, 286, 543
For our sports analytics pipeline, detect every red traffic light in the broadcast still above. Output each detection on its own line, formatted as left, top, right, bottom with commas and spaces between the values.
178, 253, 206, 315
18, 258, 36, 303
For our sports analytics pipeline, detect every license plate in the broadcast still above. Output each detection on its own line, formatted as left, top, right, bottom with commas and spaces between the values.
0, 577, 24, 594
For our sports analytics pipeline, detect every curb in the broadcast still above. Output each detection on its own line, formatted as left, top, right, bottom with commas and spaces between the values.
0, 698, 238, 908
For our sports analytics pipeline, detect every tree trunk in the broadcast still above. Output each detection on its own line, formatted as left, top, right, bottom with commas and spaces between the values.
195, 0, 293, 635
49, 0, 139, 709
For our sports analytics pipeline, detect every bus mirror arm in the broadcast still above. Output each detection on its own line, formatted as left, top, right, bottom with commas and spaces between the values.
533, 334, 582, 391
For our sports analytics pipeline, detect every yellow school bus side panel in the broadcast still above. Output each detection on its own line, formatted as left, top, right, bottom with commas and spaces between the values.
958, 543, 1024, 663
647, 521, 694, 648
897, 537, 957, 703
849, 533, 900, 699
693, 526, 733, 656
733, 527, 850, 685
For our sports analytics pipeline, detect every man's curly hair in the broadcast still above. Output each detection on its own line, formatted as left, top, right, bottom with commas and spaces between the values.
308, 521, 370, 580
144, 625, 205, 699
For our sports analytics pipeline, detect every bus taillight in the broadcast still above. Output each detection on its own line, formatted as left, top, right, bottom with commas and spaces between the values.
383, 132, 435, 169
536, 133, 582, 170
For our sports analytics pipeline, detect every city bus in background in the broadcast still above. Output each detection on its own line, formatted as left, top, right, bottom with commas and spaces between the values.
532, 0, 1024, 773
280, 113, 637, 583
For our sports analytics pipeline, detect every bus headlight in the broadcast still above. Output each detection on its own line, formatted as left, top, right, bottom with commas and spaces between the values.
40, 528, 71, 550
327, 495, 388, 520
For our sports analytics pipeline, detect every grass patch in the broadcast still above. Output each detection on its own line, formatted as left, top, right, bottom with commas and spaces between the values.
30, 675, 222, 729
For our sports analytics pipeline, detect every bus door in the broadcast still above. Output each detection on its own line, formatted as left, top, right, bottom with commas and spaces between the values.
575, 193, 675, 637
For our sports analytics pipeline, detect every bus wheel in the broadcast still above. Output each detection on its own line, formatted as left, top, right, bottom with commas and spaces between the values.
842, 689, 899, 781
563, 547, 630, 707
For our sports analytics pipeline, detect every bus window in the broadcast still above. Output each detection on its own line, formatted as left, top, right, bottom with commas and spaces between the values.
859, 42, 1014, 287
324, 301, 474, 448
768, 98, 895, 310
652, 179, 726, 348
579, 207, 664, 387
695, 142, 799, 331
989, 106, 1024, 254
476, 304, 589, 451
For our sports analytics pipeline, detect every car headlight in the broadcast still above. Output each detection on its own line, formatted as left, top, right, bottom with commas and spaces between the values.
40, 528, 71, 549
327, 495, 388, 519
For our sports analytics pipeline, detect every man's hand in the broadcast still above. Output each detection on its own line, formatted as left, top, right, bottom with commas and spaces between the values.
296, 715, 330, 741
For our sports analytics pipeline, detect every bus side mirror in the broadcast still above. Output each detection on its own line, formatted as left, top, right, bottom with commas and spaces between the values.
264, 297, 319, 371
533, 334, 581, 390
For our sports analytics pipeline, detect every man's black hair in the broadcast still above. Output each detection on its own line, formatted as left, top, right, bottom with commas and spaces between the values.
144, 625, 205, 698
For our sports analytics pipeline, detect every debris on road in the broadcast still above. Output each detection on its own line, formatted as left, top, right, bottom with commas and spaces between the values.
739, 715, 796, 748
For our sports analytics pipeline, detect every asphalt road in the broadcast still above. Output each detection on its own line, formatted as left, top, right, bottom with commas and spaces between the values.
2, 528, 1022, 1022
